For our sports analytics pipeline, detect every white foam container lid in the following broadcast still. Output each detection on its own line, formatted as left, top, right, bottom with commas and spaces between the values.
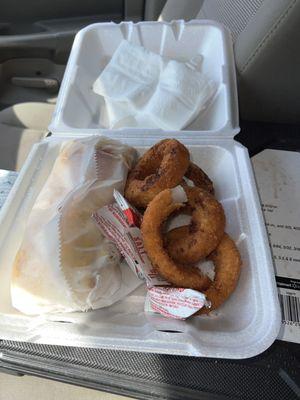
49, 20, 239, 137
0, 21, 281, 358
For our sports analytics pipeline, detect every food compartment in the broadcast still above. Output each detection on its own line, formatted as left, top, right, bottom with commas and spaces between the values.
0, 134, 280, 358
49, 20, 238, 135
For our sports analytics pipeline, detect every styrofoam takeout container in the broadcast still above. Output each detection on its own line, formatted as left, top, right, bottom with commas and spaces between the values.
49, 20, 239, 136
0, 21, 281, 359
0, 131, 281, 358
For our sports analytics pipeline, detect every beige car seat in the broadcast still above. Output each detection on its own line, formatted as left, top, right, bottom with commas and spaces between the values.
160, 0, 300, 124
0, 102, 54, 171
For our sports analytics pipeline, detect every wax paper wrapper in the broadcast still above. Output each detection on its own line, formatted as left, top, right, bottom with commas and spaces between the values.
11, 136, 142, 315
93, 189, 208, 319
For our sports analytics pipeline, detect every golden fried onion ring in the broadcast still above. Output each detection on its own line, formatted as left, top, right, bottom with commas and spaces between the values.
197, 233, 242, 314
124, 139, 190, 208
141, 187, 214, 291
184, 162, 214, 194
165, 186, 225, 264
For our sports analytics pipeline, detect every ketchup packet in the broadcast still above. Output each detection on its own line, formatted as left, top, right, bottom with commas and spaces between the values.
93, 190, 208, 319
92, 203, 169, 286
113, 189, 142, 227
146, 287, 207, 320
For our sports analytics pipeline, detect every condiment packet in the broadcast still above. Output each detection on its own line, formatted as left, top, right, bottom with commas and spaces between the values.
93, 189, 207, 319
92, 203, 169, 286
113, 189, 142, 227
146, 287, 207, 320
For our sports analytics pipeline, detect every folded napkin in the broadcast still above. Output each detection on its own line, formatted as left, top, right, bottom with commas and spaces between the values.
93, 40, 216, 130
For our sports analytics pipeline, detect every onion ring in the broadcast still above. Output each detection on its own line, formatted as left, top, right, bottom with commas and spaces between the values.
165, 186, 225, 264
184, 162, 214, 194
196, 233, 242, 314
124, 139, 190, 208
141, 187, 212, 291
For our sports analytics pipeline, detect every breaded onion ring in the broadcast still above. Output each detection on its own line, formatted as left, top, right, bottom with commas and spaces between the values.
197, 233, 242, 314
125, 139, 190, 208
141, 187, 212, 291
184, 162, 214, 194
165, 186, 225, 264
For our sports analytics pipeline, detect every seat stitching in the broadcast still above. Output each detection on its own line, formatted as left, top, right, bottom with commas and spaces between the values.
0, 121, 45, 131
240, 0, 298, 73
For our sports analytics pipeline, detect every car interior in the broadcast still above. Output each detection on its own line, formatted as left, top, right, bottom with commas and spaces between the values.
0, 1, 299, 399
1, 0, 299, 171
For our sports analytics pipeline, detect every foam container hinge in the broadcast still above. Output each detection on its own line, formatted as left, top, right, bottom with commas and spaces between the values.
49, 20, 239, 137
0, 131, 281, 359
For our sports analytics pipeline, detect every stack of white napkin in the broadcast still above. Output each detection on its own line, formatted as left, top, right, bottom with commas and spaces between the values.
93, 40, 216, 130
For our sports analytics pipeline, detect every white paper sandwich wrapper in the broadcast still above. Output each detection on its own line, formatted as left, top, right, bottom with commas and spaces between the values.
10, 136, 142, 315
